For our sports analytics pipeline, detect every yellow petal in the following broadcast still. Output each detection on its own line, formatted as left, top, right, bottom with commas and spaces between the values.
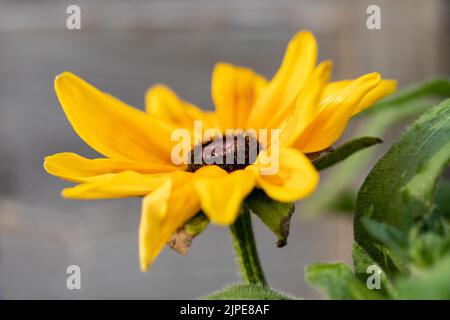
278, 61, 332, 147
212, 63, 268, 130
248, 147, 319, 203
44, 152, 179, 183
193, 166, 256, 225
145, 84, 218, 131
139, 173, 200, 271
55, 72, 175, 163
293, 73, 381, 153
61, 171, 172, 199
322, 79, 397, 116
248, 31, 317, 129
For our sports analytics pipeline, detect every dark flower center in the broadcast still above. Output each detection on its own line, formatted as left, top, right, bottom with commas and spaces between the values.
186, 133, 261, 173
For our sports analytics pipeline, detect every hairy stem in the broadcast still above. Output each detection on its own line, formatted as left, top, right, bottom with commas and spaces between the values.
230, 206, 267, 286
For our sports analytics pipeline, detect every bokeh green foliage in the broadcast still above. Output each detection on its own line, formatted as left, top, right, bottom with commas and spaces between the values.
306, 91, 450, 300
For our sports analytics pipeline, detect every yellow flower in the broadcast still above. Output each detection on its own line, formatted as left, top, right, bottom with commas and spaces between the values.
44, 30, 396, 271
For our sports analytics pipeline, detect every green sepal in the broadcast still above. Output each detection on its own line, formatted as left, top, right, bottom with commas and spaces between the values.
312, 137, 382, 171
168, 212, 209, 255
245, 189, 294, 247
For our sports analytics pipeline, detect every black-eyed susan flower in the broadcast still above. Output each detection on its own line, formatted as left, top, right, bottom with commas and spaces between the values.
44, 30, 396, 271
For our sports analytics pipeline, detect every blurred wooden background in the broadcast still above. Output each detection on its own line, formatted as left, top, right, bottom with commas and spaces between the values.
0, 0, 448, 299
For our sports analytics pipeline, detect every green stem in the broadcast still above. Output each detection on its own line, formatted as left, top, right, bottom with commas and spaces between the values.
230, 205, 267, 286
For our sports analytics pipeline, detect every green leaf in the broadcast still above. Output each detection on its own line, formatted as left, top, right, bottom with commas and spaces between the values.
434, 180, 450, 219
352, 243, 397, 298
312, 137, 382, 171
354, 99, 450, 276
305, 262, 382, 300
201, 284, 292, 300
395, 255, 450, 300
305, 263, 355, 299
326, 189, 355, 214
408, 211, 450, 268
245, 189, 294, 247
410, 232, 450, 268
362, 219, 409, 260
